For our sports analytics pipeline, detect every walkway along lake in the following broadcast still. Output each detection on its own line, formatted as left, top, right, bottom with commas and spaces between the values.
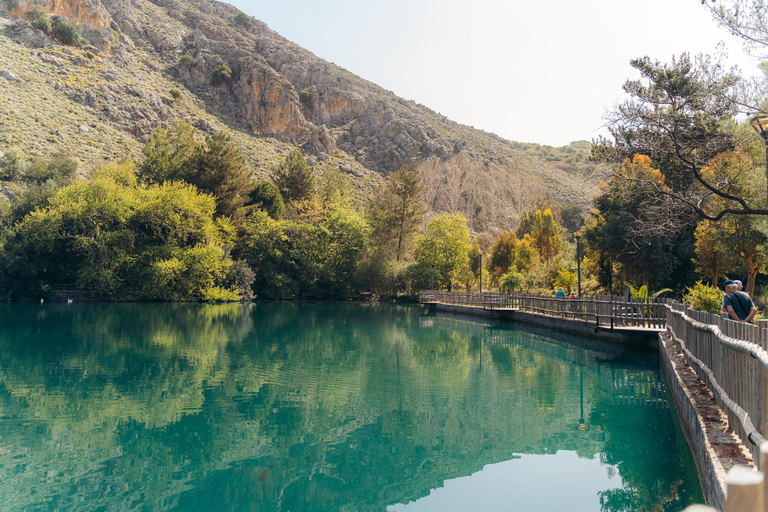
0, 302, 703, 511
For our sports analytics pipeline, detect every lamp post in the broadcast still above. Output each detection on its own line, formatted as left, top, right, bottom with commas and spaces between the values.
573, 231, 583, 298
750, 115, 768, 206
478, 249, 484, 293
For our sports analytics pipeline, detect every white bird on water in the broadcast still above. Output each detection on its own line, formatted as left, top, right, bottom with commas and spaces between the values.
67, 299, 73, 304
40, 298, 44, 304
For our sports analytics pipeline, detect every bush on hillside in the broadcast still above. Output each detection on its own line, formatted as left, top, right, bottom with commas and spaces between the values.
233, 13, 253, 29
211, 64, 232, 86
53, 20, 86, 46
178, 54, 194, 67
26, 6, 51, 33
266, 57, 281, 71
299, 88, 312, 105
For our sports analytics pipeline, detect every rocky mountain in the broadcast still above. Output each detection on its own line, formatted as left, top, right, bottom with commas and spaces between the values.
0, 0, 606, 232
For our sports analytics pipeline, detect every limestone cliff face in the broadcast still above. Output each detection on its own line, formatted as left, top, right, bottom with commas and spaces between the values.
11, 0, 109, 27
232, 61, 310, 141
0, 0, 603, 232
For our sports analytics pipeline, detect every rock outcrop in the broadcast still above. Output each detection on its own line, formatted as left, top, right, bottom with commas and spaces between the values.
232, 59, 310, 141
0, 0, 604, 232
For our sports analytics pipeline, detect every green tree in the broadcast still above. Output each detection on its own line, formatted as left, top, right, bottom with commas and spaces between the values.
273, 148, 314, 203
594, 53, 759, 221
531, 209, 561, 260
233, 12, 253, 29
694, 216, 767, 295
499, 270, 523, 291
320, 207, 370, 298
412, 214, 470, 291
683, 281, 725, 313
193, 131, 252, 217
139, 122, 253, 218
584, 155, 697, 292
53, 20, 85, 45
553, 268, 577, 295
368, 163, 425, 261
139, 121, 198, 184
247, 181, 285, 219
238, 206, 369, 300
7, 165, 245, 301
488, 230, 519, 286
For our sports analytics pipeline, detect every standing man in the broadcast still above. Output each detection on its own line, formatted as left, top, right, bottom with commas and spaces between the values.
722, 280, 757, 323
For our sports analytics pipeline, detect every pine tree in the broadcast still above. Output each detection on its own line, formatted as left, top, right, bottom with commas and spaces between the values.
368, 162, 425, 261
273, 149, 314, 203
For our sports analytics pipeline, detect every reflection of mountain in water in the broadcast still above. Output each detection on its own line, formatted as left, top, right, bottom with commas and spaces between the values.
0, 303, 702, 511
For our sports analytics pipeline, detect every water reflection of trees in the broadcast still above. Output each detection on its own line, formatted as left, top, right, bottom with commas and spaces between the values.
0, 303, 702, 511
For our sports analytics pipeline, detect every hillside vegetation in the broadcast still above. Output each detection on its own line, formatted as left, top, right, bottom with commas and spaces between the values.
0, 0, 603, 232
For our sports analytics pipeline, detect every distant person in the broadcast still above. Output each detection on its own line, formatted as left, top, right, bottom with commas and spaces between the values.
555, 287, 565, 298
721, 279, 747, 312
569, 292, 577, 299
722, 280, 757, 323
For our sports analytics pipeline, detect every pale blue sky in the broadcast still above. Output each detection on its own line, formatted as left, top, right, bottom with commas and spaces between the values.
226, 0, 761, 147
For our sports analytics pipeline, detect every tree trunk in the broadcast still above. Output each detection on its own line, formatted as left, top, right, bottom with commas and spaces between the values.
745, 254, 758, 296
396, 195, 406, 262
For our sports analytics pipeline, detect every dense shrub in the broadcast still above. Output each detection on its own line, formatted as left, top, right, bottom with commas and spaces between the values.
26, 6, 51, 33
299, 88, 312, 105
53, 20, 85, 46
178, 54, 194, 67
211, 64, 232, 85
233, 13, 253, 29
169, 89, 182, 100
500, 270, 524, 291
266, 57, 281, 71
683, 281, 724, 313
7, 165, 247, 301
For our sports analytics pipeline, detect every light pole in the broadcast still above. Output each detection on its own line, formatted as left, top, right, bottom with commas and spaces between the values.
478, 249, 484, 293
573, 231, 583, 298
750, 115, 768, 206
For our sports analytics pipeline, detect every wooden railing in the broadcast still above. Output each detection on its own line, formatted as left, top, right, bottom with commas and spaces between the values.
418, 291, 667, 329
421, 290, 768, 478
665, 302, 768, 470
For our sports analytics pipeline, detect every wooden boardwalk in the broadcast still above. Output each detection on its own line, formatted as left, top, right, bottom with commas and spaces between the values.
419, 291, 665, 335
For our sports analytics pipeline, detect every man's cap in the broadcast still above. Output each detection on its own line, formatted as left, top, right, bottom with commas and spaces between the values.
723, 280, 735, 287
734, 280, 743, 286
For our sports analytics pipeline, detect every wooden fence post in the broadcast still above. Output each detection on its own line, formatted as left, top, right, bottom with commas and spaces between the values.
725, 465, 764, 512
762, 443, 768, 511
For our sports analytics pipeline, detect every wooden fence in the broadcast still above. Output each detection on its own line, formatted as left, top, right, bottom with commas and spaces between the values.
422, 290, 768, 509
418, 291, 667, 329
665, 302, 768, 470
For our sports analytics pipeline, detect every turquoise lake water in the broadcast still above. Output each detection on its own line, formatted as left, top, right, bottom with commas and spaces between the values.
0, 302, 703, 511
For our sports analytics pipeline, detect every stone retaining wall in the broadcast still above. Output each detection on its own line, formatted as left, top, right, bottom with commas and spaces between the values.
425, 301, 756, 510
658, 332, 754, 511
